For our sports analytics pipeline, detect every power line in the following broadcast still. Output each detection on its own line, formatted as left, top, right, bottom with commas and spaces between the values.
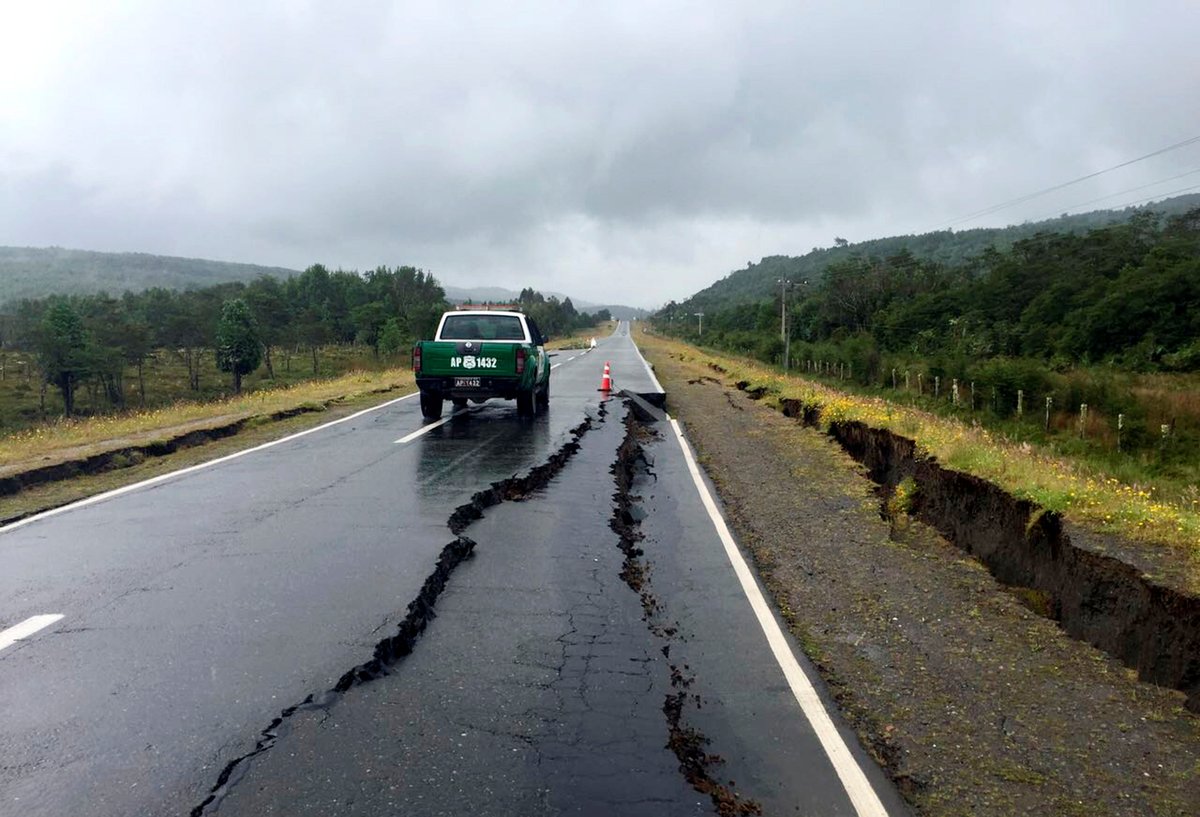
1033, 167, 1200, 221
933, 133, 1200, 229
1084, 182, 1200, 213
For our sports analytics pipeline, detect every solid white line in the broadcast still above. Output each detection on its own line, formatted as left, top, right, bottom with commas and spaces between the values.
0, 392, 420, 536
668, 417, 889, 817
394, 408, 468, 444
628, 333, 665, 393
0, 614, 65, 653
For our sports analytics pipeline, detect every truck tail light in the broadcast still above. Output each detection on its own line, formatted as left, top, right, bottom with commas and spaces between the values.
412, 345, 422, 373
515, 347, 526, 375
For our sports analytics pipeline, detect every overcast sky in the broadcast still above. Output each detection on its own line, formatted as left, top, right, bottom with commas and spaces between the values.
3, 1, 1198, 307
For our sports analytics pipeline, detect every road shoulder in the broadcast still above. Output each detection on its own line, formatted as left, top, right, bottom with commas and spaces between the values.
645, 346, 1200, 817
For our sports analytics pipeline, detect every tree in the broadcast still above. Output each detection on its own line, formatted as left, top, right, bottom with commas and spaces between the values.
215, 299, 262, 393
245, 275, 291, 379
38, 300, 90, 415
378, 317, 406, 358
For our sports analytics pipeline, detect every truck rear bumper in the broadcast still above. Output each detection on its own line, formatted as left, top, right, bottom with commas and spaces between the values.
416, 376, 526, 400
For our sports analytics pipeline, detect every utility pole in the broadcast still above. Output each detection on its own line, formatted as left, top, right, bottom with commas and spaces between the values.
779, 279, 806, 372
694, 312, 704, 335
778, 279, 788, 341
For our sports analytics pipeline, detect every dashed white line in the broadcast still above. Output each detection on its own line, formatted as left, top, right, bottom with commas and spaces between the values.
0, 392, 420, 535
394, 408, 469, 444
668, 417, 890, 817
0, 614, 65, 653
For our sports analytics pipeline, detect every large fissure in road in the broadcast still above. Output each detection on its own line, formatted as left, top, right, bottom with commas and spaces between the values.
610, 407, 763, 817
189, 412, 599, 817
763, 392, 1200, 713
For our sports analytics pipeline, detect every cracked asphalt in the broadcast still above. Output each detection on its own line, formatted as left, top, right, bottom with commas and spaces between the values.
0, 323, 907, 816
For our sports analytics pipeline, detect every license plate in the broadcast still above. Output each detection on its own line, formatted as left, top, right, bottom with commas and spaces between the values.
454, 377, 481, 388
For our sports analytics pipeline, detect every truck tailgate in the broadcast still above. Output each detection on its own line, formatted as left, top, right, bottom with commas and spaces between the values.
421, 342, 521, 376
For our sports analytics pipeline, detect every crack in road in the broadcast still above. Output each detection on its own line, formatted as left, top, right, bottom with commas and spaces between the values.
188, 412, 599, 817
610, 408, 763, 817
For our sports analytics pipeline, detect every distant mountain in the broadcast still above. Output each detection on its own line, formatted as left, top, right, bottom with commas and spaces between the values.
441, 284, 648, 320
673, 193, 1200, 313
0, 246, 298, 306
0, 248, 653, 322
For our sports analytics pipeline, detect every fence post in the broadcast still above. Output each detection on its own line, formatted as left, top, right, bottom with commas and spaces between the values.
1079, 403, 1088, 438
1117, 413, 1124, 452
970, 381, 976, 411
952, 379, 959, 406
934, 376, 940, 399
892, 368, 897, 389
905, 370, 910, 391
917, 373, 923, 394
1044, 396, 1053, 431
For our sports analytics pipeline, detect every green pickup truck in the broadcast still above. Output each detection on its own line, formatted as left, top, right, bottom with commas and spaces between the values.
412, 309, 551, 419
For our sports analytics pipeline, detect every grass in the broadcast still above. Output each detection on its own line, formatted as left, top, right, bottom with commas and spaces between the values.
636, 328, 1200, 554
0, 366, 414, 469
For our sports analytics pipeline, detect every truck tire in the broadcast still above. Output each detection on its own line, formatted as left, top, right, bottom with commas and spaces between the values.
516, 390, 535, 416
420, 389, 444, 420
536, 378, 549, 408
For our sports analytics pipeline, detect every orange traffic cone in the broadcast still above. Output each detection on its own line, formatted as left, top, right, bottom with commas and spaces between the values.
599, 361, 613, 392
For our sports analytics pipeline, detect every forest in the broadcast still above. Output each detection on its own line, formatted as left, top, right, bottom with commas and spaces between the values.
654, 207, 1200, 472
0, 264, 606, 424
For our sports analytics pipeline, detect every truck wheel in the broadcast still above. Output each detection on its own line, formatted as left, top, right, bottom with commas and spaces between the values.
536, 379, 549, 408
516, 390, 535, 416
420, 390, 444, 420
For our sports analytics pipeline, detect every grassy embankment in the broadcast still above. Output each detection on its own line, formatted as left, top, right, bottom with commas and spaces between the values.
636, 327, 1200, 557
0, 367, 414, 469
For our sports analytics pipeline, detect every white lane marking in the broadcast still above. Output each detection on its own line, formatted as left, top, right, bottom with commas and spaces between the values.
668, 417, 890, 817
551, 363, 562, 370
394, 408, 469, 444
0, 392, 420, 536
0, 614, 65, 653
628, 333, 665, 393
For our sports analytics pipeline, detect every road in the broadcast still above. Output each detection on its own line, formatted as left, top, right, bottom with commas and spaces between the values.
0, 323, 908, 816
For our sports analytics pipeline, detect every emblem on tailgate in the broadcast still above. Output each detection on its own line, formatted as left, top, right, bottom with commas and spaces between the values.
450, 355, 498, 369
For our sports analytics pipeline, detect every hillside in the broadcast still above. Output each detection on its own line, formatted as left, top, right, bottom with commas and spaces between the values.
0, 247, 298, 306
675, 193, 1200, 313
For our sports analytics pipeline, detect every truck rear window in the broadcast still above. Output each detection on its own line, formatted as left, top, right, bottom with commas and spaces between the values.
440, 314, 526, 340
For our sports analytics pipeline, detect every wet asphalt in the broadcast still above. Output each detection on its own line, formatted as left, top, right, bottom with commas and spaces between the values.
0, 323, 907, 817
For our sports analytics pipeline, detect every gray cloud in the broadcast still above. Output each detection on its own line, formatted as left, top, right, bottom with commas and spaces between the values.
3, 1, 1199, 306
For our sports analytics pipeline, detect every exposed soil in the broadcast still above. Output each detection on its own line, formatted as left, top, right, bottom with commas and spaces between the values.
646, 347, 1200, 817
0, 387, 404, 499
0, 389, 404, 526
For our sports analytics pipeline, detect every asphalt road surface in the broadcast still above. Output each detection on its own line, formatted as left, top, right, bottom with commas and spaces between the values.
0, 322, 908, 817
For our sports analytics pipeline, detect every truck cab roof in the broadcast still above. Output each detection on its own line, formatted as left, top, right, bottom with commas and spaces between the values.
435, 310, 540, 343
